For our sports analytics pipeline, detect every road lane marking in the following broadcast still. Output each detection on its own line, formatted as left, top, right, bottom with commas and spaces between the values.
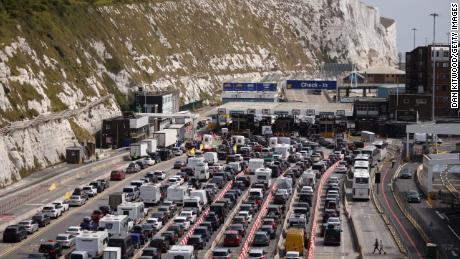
435, 210, 445, 220
448, 225, 460, 241
452, 250, 458, 257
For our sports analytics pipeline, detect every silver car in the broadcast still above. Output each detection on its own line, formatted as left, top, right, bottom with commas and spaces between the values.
56, 233, 75, 248
18, 220, 39, 234
68, 195, 86, 206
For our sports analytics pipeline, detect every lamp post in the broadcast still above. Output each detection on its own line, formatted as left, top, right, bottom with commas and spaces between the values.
412, 28, 417, 49
430, 12, 439, 122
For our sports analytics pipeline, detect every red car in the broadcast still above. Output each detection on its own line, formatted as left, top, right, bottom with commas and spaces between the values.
262, 218, 277, 230
223, 230, 242, 247
110, 170, 126, 181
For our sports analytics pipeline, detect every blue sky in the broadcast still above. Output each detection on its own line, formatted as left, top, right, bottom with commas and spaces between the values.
361, 0, 451, 55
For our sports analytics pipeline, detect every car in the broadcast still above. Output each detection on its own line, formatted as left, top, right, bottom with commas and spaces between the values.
238, 211, 253, 222
18, 220, 39, 234
187, 235, 205, 250
32, 213, 51, 228
233, 216, 248, 228
400, 168, 413, 179
224, 230, 242, 246
52, 201, 69, 213
89, 181, 104, 193
168, 224, 185, 237
26, 253, 46, 259
82, 185, 98, 197
172, 147, 183, 156
326, 217, 341, 228
141, 247, 161, 259
193, 226, 211, 242
152, 170, 166, 180
146, 218, 163, 231
66, 226, 82, 236
149, 236, 170, 253
260, 224, 276, 239
335, 164, 348, 173
212, 248, 232, 259
180, 210, 197, 223
407, 190, 421, 203
110, 169, 126, 180
285, 251, 301, 259
126, 162, 141, 173
144, 157, 156, 166
229, 224, 246, 237
68, 195, 87, 207
98, 179, 110, 189
252, 231, 270, 246
173, 216, 191, 230
56, 233, 75, 248
38, 241, 62, 258
248, 249, 266, 259
41, 205, 60, 219
3, 225, 27, 242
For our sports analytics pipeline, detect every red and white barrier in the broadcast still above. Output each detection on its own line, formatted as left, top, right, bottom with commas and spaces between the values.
307, 161, 339, 259
180, 170, 245, 245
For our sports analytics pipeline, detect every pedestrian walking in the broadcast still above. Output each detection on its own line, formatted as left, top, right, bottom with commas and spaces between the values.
379, 239, 386, 254
373, 238, 379, 254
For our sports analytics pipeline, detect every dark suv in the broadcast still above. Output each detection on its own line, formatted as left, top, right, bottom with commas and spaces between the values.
32, 213, 51, 228
38, 241, 62, 259
3, 225, 27, 243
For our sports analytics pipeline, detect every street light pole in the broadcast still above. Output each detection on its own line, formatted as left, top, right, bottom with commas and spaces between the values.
412, 28, 417, 49
430, 13, 439, 122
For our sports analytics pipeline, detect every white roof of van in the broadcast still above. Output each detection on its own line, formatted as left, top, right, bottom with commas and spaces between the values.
353, 170, 370, 178
169, 245, 194, 252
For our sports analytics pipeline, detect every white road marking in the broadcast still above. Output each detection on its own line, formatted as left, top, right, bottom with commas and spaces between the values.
452, 250, 458, 257
448, 225, 460, 241
435, 210, 445, 220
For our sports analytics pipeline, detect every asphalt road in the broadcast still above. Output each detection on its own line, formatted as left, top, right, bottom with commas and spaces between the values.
395, 163, 460, 259
0, 155, 186, 258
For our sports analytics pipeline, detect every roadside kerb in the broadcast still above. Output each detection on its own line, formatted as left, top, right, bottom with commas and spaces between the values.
307, 161, 339, 259
203, 190, 249, 259
342, 183, 362, 257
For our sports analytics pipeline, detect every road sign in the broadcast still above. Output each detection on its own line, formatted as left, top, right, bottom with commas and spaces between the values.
286, 80, 337, 90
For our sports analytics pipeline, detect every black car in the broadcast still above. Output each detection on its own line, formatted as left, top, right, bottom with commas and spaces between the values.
126, 162, 141, 173
32, 213, 51, 228
3, 225, 27, 243
260, 225, 276, 239
149, 236, 170, 253
193, 226, 210, 242
108, 235, 135, 259
187, 235, 205, 250
141, 247, 161, 259
174, 160, 186, 169
38, 241, 62, 259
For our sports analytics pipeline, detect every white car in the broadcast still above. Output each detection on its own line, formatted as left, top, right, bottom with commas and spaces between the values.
56, 233, 75, 248
143, 157, 156, 166
66, 226, 82, 236
300, 186, 313, 195
180, 211, 197, 223
68, 195, 86, 206
146, 218, 163, 230
173, 216, 191, 230
154, 171, 166, 180
238, 211, 253, 222
52, 201, 69, 212
335, 164, 348, 174
172, 147, 183, 156
82, 185, 97, 197
333, 151, 345, 160
42, 205, 60, 219
18, 220, 39, 234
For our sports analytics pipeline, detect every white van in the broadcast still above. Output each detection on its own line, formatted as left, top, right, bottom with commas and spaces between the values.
228, 161, 242, 172
167, 185, 187, 205
269, 137, 278, 148
190, 190, 208, 206
140, 184, 161, 205
166, 245, 196, 259
203, 152, 218, 165
117, 202, 145, 224
193, 162, 209, 181
99, 215, 129, 236
255, 168, 272, 188
75, 231, 109, 258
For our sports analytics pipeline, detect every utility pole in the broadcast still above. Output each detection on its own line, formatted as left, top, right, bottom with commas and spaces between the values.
412, 28, 417, 49
430, 12, 439, 122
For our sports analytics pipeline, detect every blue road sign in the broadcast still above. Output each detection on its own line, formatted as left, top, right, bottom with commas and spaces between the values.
286, 80, 337, 90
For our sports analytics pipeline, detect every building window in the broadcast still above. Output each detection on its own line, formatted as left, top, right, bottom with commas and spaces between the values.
444, 51, 449, 57
403, 99, 409, 104
443, 63, 449, 68
436, 51, 440, 57
416, 99, 427, 105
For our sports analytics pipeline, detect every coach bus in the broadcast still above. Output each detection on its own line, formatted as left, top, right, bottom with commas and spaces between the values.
361, 145, 379, 167
352, 169, 370, 200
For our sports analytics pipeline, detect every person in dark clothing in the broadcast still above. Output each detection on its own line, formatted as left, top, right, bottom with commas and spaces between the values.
373, 238, 379, 254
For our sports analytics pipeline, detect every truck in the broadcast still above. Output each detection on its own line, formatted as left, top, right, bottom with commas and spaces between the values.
153, 129, 178, 148
140, 184, 161, 205
248, 158, 264, 174
361, 131, 376, 143
99, 215, 130, 236
117, 202, 145, 224
190, 190, 208, 206
166, 245, 196, 259
203, 152, 218, 165
277, 177, 293, 195
103, 247, 121, 259
255, 168, 272, 188
141, 139, 157, 154
167, 185, 187, 205
130, 142, 148, 160
262, 126, 273, 136
75, 231, 109, 258
108, 192, 126, 211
